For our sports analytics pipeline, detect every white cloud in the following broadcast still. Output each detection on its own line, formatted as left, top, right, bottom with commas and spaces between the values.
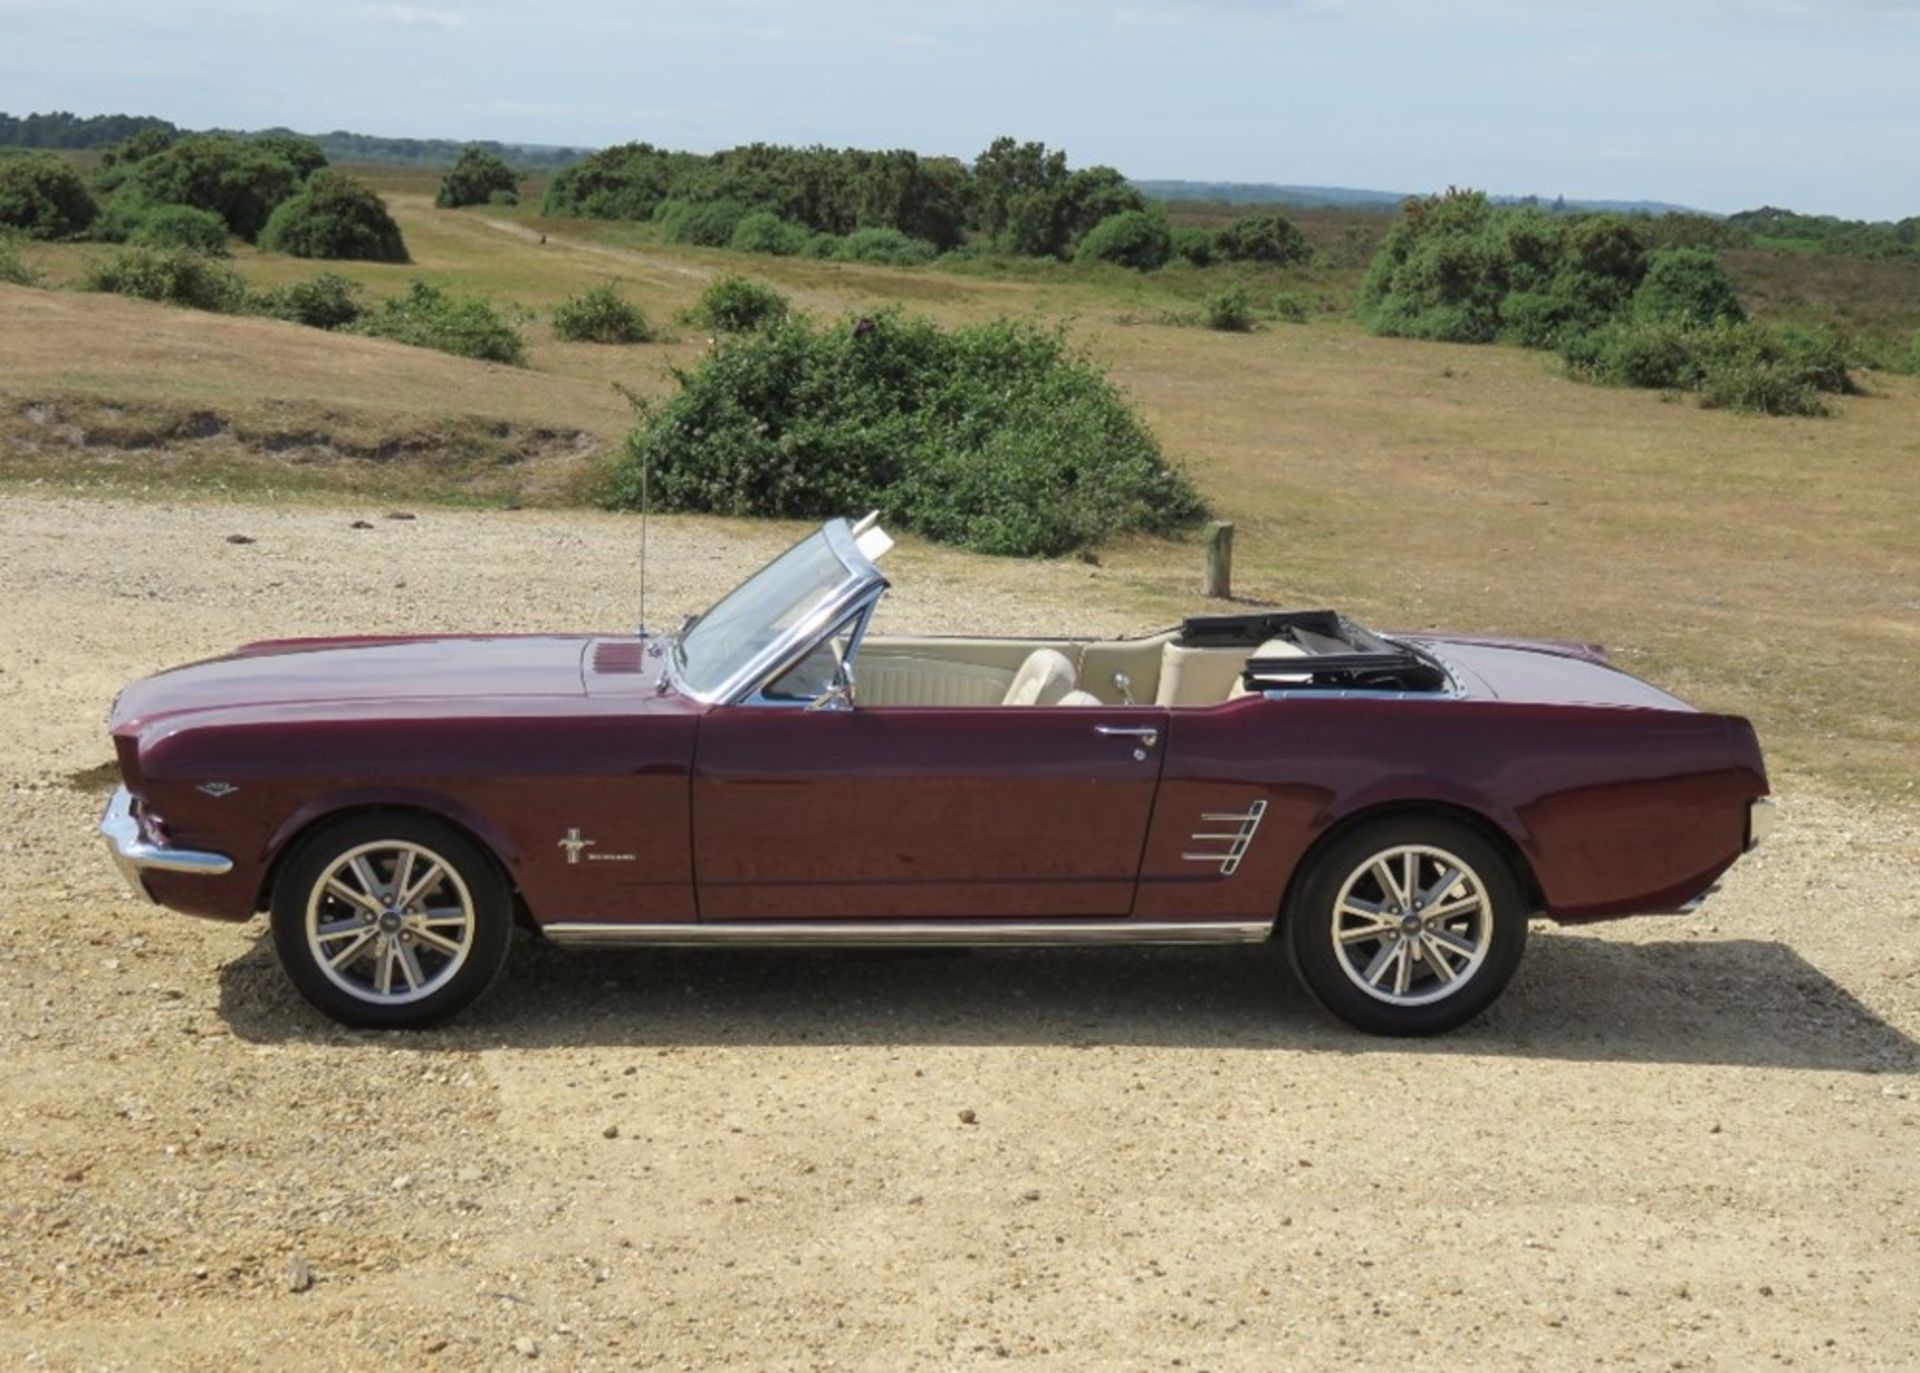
356, 3, 468, 27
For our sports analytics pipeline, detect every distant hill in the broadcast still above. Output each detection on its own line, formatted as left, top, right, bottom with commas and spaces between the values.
1136, 178, 1706, 216
0, 109, 589, 169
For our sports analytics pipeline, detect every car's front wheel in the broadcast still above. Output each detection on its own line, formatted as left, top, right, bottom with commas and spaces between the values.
1285, 816, 1528, 1036
270, 813, 513, 1029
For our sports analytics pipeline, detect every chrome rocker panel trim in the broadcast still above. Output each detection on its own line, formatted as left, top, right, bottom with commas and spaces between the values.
542, 919, 1273, 947
100, 786, 235, 892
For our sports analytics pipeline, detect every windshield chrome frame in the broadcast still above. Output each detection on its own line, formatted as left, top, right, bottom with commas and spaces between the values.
664, 519, 888, 707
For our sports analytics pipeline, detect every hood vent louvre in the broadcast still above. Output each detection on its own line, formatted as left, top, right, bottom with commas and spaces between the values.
592, 641, 645, 675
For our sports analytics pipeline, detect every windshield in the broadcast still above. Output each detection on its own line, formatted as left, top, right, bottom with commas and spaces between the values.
675, 526, 868, 701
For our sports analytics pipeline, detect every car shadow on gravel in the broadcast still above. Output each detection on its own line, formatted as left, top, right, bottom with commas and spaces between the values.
216, 926, 1917, 1072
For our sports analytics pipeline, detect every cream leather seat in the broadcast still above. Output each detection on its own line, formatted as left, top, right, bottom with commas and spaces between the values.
1229, 638, 1310, 699
1057, 689, 1103, 707
1002, 648, 1077, 706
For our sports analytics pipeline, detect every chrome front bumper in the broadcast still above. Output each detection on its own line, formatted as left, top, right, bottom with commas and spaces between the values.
99, 786, 234, 897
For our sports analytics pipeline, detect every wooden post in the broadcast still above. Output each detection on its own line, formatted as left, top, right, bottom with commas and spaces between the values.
1203, 520, 1234, 600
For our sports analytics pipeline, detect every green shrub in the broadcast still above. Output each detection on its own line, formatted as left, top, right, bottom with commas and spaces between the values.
486, 188, 519, 207
437, 146, 520, 209
253, 272, 365, 330
552, 284, 656, 343
0, 153, 98, 238
247, 134, 329, 182
1216, 212, 1311, 265
0, 233, 40, 286
1201, 285, 1256, 332
129, 135, 313, 240
1771, 324, 1859, 395
1563, 318, 1854, 416
610, 310, 1204, 556
1269, 290, 1311, 323
1074, 210, 1172, 270
1562, 318, 1704, 390
128, 203, 229, 255
803, 232, 842, 259
81, 247, 248, 312
349, 280, 526, 364
1170, 226, 1216, 267
833, 226, 938, 265
656, 198, 753, 247
1634, 247, 1745, 326
682, 274, 789, 332
729, 211, 810, 256
259, 171, 408, 262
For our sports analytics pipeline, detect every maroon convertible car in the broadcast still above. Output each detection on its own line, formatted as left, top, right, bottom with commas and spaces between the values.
101, 515, 1774, 1035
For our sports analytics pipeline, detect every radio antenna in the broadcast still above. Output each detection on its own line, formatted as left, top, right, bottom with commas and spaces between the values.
613, 383, 651, 636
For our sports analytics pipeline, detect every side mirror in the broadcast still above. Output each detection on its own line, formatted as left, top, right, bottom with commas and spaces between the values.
805, 658, 857, 712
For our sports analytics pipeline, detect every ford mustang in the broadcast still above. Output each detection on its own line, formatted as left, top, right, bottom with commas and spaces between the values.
100, 515, 1774, 1035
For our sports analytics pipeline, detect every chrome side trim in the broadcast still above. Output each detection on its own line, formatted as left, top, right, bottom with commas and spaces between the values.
1747, 797, 1778, 851
1181, 800, 1269, 876
541, 919, 1272, 947
99, 786, 235, 892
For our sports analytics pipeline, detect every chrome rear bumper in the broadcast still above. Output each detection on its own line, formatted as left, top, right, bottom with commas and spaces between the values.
100, 786, 234, 897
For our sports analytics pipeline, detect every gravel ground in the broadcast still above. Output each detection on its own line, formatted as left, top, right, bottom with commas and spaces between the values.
0, 492, 1915, 1372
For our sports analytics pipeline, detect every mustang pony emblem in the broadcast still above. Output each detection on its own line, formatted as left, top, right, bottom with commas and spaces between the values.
558, 828, 597, 864
197, 781, 240, 799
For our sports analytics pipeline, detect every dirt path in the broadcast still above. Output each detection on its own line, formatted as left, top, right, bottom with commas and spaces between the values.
0, 492, 1914, 1370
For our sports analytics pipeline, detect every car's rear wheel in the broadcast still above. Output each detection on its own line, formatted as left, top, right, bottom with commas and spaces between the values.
1285, 816, 1528, 1036
270, 813, 512, 1029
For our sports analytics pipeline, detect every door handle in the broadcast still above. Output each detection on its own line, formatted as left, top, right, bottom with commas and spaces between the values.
1095, 724, 1160, 749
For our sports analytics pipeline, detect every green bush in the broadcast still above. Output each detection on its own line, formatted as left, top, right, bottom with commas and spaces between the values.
128, 203, 229, 255
1074, 210, 1172, 270
1562, 318, 1703, 390
729, 211, 810, 256
1170, 226, 1216, 267
1269, 290, 1311, 323
1562, 318, 1855, 416
1634, 246, 1745, 326
833, 226, 938, 264
803, 232, 842, 259
0, 233, 40, 286
81, 247, 248, 312
1216, 212, 1311, 265
0, 152, 98, 238
349, 280, 526, 364
437, 146, 520, 209
129, 135, 314, 240
682, 274, 789, 332
486, 188, 518, 207
552, 284, 656, 343
259, 171, 408, 262
253, 272, 365, 330
656, 198, 753, 247
609, 309, 1204, 556
1202, 285, 1256, 332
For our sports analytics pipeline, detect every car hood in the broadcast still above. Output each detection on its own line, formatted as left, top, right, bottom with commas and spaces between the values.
110, 633, 663, 731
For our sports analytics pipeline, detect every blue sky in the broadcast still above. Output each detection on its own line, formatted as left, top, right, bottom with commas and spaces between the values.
4, 0, 1915, 218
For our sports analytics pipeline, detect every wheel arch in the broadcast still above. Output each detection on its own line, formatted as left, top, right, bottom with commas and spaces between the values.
256, 795, 521, 916
1274, 798, 1545, 931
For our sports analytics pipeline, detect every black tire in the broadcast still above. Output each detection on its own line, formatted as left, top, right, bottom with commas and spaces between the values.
270, 812, 513, 1029
1284, 816, 1528, 1036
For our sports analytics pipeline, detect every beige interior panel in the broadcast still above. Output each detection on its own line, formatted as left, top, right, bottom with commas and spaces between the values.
1153, 643, 1254, 707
